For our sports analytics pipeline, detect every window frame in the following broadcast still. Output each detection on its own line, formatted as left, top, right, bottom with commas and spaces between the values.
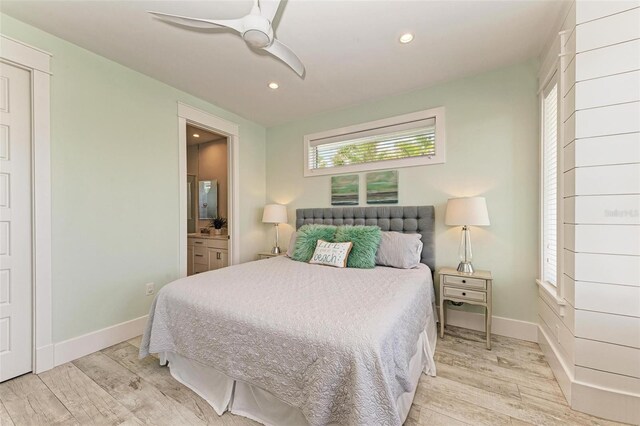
303, 107, 445, 177
541, 76, 559, 288
536, 30, 568, 313
537, 62, 566, 308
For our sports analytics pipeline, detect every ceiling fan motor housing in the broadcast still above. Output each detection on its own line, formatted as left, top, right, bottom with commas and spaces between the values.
242, 14, 273, 48
148, 0, 305, 76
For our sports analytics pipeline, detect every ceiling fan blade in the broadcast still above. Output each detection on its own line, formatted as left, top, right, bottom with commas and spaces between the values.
258, 0, 281, 23
148, 11, 243, 33
264, 39, 305, 77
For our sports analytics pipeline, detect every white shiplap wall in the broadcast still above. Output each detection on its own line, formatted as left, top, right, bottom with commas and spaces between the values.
539, 1, 640, 424
565, 1, 640, 423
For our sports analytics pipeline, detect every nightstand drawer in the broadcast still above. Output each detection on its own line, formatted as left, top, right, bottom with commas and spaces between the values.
443, 286, 486, 302
443, 275, 486, 289
257, 252, 287, 260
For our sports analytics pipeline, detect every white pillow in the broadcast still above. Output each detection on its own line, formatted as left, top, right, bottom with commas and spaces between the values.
309, 240, 353, 268
286, 232, 297, 257
375, 232, 423, 269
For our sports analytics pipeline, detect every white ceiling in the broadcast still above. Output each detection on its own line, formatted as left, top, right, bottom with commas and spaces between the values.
1, 1, 564, 126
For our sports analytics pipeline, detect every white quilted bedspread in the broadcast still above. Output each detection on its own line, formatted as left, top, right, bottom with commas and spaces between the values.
140, 257, 435, 426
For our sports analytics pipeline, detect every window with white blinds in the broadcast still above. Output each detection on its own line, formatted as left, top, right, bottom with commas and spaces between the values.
542, 83, 558, 286
303, 107, 445, 176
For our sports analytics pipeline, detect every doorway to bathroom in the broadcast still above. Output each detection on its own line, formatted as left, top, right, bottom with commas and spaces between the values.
186, 125, 228, 233
177, 103, 239, 277
185, 125, 230, 275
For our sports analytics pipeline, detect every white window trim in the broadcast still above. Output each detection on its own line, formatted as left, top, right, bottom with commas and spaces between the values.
303, 107, 445, 177
536, 31, 567, 312
537, 79, 566, 310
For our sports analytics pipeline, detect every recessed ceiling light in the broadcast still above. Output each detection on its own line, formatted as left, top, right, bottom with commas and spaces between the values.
193, 133, 200, 138
399, 33, 414, 44
268, 82, 279, 90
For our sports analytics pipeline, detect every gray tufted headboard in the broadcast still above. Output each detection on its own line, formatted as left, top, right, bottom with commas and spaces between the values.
296, 206, 435, 272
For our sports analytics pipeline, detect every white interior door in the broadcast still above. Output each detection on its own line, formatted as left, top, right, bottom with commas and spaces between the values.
0, 61, 33, 381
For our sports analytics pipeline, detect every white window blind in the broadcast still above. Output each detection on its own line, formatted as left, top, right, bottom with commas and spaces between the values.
542, 83, 558, 286
303, 107, 445, 176
308, 118, 436, 171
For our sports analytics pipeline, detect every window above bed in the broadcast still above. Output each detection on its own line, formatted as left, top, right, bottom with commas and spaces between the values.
303, 107, 446, 177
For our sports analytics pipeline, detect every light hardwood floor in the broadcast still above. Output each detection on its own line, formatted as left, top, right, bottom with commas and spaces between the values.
0, 326, 622, 426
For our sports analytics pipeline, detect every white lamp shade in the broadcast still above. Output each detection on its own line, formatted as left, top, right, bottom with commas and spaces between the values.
262, 204, 287, 224
445, 197, 490, 226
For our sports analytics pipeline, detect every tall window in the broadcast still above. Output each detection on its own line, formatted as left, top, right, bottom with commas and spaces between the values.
304, 107, 445, 176
542, 82, 558, 286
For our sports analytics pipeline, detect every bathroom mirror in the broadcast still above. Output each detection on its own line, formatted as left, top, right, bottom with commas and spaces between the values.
198, 179, 218, 219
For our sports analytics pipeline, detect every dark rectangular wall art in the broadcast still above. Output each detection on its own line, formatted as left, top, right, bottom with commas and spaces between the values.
366, 170, 398, 204
331, 175, 359, 205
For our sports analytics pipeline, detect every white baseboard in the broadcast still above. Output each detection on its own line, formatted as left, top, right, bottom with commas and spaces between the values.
572, 380, 640, 425
537, 324, 572, 401
54, 315, 148, 366
538, 324, 640, 424
443, 308, 538, 342
34, 344, 54, 374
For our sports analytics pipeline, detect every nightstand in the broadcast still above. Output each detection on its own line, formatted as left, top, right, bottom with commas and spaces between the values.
438, 267, 493, 349
257, 251, 287, 260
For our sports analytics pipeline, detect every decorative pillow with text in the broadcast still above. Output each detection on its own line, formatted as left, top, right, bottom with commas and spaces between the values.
292, 225, 338, 262
309, 240, 353, 268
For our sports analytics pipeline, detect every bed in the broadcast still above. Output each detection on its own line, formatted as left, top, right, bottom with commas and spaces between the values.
141, 206, 437, 426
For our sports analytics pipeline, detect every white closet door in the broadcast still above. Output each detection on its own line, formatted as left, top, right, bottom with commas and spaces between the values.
0, 61, 33, 381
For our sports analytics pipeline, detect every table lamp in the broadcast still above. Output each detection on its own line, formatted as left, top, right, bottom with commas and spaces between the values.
445, 197, 490, 274
262, 204, 288, 254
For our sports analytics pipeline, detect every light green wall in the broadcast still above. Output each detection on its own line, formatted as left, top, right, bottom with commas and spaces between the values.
0, 15, 267, 342
266, 62, 539, 322
1, 9, 539, 337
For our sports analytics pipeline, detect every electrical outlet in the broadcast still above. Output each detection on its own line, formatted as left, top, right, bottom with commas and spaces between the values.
145, 282, 155, 296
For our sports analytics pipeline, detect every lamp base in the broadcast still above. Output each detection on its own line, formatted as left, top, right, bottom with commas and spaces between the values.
271, 246, 282, 254
457, 262, 474, 274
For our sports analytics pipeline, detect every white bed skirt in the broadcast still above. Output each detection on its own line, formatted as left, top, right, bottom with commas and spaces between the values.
160, 322, 437, 426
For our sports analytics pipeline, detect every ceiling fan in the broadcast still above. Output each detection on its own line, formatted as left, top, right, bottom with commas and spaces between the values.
148, 0, 305, 77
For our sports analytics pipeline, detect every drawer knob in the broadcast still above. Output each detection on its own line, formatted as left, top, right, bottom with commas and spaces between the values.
462, 279, 466, 283
462, 292, 466, 296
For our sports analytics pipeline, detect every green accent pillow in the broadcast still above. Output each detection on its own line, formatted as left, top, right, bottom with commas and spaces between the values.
291, 224, 338, 262
334, 225, 382, 268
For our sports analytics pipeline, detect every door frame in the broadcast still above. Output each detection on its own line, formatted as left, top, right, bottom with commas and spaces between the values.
177, 102, 240, 276
0, 35, 53, 374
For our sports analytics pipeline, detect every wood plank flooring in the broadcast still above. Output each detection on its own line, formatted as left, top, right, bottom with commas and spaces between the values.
0, 327, 622, 425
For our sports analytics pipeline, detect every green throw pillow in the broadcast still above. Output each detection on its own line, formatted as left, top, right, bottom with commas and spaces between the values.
334, 225, 382, 268
292, 224, 338, 262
